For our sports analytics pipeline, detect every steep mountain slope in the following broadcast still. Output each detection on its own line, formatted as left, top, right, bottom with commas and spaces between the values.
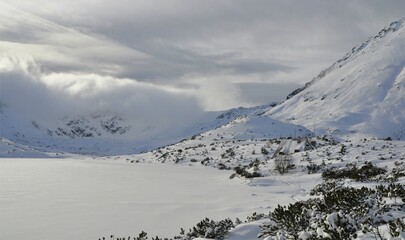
269, 18, 405, 139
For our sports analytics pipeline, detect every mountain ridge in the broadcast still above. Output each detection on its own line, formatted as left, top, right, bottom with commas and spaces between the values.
269, 18, 405, 139
286, 18, 405, 100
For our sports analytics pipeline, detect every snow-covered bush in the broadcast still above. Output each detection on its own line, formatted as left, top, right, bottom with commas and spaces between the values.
230, 159, 263, 179
101, 218, 234, 240
274, 154, 294, 174
388, 218, 405, 238
322, 162, 386, 182
259, 200, 317, 238
134, 231, 148, 240
175, 217, 234, 240
221, 148, 236, 159
231, 165, 262, 179
245, 212, 266, 222
306, 163, 322, 174
259, 184, 403, 239
310, 180, 344, 196
261, 147, 269, 155
390, 162, 405, 181
376, 183, 405, 202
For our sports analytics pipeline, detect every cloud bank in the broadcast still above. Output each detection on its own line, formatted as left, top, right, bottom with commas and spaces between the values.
1, 0, 405, 111
0, 56, 204, 131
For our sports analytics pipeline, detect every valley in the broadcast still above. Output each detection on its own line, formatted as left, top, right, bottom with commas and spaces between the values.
0, 6, 404, 240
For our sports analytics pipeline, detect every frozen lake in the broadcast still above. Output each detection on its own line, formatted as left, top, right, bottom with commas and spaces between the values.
0, 158, 286, 240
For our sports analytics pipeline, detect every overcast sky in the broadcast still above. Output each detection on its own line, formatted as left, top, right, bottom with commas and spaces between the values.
1, 0, 404, 117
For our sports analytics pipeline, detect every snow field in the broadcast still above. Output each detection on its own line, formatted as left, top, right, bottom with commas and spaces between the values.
0, 158, 305, 240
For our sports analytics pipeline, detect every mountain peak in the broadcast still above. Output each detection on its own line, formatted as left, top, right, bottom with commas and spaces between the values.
290, 18, 405, 99
269, 17, 405, 139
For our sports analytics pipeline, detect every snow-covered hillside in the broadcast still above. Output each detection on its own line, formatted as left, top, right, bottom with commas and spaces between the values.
208, 103, 312, 141
109, 134, 405, 239
100, 19, 405, 239
0, 137, 65, 158
0, 100, 281, 155
269, 18, 405, 140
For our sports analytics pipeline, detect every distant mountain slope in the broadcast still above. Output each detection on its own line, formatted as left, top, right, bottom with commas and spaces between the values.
269, 18, 405, 139
0, 101, 280, 155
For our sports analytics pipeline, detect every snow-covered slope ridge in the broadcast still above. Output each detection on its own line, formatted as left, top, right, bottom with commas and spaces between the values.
207, 113, 312, 141
163, 103, 312, 151
269, 18, 405, 139
206, 102, 312, 141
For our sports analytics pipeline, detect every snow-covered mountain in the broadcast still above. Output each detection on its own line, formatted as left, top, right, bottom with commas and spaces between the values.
269, 18, 405, 139
0, 101, 283, 155
2, 16, 405, 156
0, 108, 211, 155
197, 105, 312, 142
196, 18, 405, 143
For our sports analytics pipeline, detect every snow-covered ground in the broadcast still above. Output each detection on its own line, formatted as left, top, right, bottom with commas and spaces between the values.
115, 134, 404, 239
0, 157, 310, 240
2, 133, 403, 239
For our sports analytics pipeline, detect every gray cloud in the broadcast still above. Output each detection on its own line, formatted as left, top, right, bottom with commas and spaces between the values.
0, 56, 204, 130
1, 0, 405, 111
223, 60, 295, 75
238, 82, 302, 106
